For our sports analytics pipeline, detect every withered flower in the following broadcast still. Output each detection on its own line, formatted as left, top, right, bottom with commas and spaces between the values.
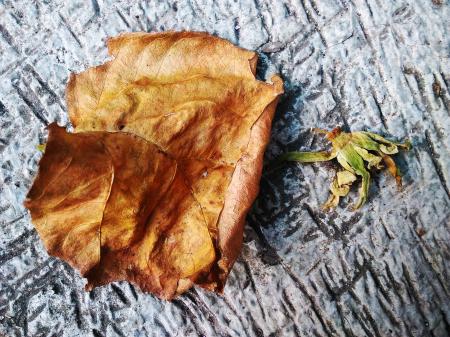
279, 127, 410, 210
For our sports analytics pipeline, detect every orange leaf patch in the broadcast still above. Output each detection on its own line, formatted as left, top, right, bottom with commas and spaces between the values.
25, 31, 283, 299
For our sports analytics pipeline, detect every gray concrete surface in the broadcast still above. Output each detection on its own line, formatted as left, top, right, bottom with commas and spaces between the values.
0, 0, 449, 336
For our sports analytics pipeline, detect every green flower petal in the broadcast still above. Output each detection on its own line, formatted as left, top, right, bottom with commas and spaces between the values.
323, 194, 340, 210
337, 170, 357, 186
353, 146, 383, 169
339, 145, 367, 174
379, 143, 398, 154
330, 179, 350, 197
338, 145, 370, 210
277, 151, 337, 163
350, 132, 380, 151
362, 131, 411, 150
336, 153, 355, 173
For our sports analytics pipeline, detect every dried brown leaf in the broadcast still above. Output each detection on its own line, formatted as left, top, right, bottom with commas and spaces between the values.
25, 32, 283, 299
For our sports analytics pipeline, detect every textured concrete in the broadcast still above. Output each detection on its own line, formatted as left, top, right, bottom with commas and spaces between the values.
1, 0, 449, 336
